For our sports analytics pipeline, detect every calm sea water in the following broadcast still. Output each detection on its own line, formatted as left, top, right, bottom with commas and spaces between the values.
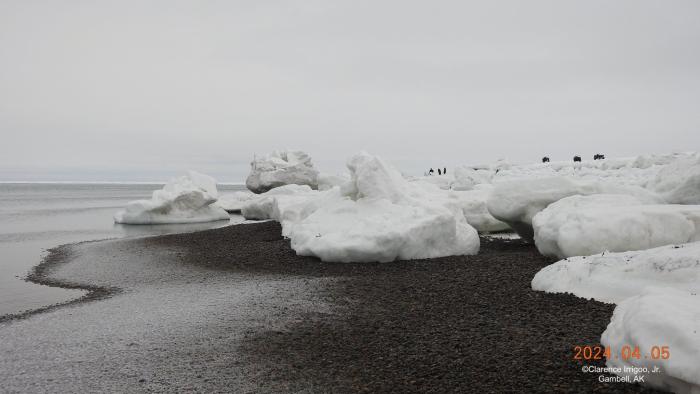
0, 183, 246, 317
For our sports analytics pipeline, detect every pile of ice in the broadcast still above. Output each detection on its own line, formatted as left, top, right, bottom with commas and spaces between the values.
289, 153, 480, 262
533, 194, 700, 258
214, 191, 255, 213
246, 150, 320, 193
114, 171, 230, 224
448, 186, 510, 233
647, 153, 700, 204
532, 242, 700, 392
532, 242, 700, 303
485, 177, 660, 241
241, 184, 318, 222
601, 288, 700, 394
242, 152, 480, 262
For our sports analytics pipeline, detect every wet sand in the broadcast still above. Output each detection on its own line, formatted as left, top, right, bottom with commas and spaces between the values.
0, 222, 663, 393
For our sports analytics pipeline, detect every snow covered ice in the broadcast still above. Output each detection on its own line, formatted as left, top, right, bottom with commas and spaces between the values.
114, 171, 230, 224
532, 194, 700, 258
288, 152, 480, 262
647, 153, 700, 204
531, 241, 700, 303
246, 150, 320, 193
215, 191, 255, 213
601, 288, 700, 394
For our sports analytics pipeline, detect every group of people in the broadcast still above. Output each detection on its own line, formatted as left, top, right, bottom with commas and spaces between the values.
427, 167, 447, 176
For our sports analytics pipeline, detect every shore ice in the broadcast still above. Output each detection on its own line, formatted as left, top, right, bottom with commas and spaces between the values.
243, 152, 480, 262
531, 241, 700, 303
114, 171, 230, 224
246, 150, 320, 194
533, 194, 700, 258
601, 287, 700, 394
215, 191, 255, 213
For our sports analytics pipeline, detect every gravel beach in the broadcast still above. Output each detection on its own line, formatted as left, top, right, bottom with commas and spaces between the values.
0, 222, 663, 393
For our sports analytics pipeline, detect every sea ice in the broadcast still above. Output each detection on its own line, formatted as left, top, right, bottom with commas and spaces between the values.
648, 153, 700, 204
486, 177, 660, 241
449, 186, 510, 233
601, 288, 700, 394
246, 150, 320, 193
532, 194, 700, 258
240, 184, 316, 220
114, 171, 230, 224
531, 241, 700, 303
287, 152, 480, 262
215, 191, 255, 213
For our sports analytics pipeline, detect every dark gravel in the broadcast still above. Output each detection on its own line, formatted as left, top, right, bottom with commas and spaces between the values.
146, 221, 664, 393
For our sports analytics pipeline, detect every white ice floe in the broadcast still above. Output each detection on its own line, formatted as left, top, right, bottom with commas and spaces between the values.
449, 186, 510, 233
601, 288, 700, 394
648, 153, 700, 204
451, 166, 493, 191
533, 194, 700, 258
214, 191, 255, 213
486, 177, 660, 241
114, 171, 230, 224
246, 150, 320, 193
286, 152, 480, 262
531, 241, 700, 303
240, 184, 316, 221
317, 173, 349, 191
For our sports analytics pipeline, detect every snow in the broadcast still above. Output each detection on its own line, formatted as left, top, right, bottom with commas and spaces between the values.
648, 153, 700, 204
486, 177, 660, 241
449, 186, 510, 233
214, 191, 255, 213
532, 237, 700, 392
451, 166, 493, 191
240, 184, 315, 220
246, 150, 320, 193
531, 241, 700, 304
317, 173, 348, 191
601, 288, 700, 394
285, 152, 480, 262
114, 171, 230, 224
533, 194, 700, 258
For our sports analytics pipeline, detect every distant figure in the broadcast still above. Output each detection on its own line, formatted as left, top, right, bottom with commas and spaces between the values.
438, 168, 442, 175
542, 156, 550, 163
573, 155, 582, 162
429, 168, 434, 175
594, 153, 605, 160
443, 167, 447, 174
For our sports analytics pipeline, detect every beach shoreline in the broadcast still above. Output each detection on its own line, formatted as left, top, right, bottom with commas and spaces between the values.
0, 222, 663, 392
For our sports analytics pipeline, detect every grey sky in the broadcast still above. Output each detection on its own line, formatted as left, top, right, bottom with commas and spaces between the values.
1, 0, 699, 182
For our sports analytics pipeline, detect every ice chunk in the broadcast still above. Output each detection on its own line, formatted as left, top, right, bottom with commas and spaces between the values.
287, 152, 480, 262
240, 184, 315, 220
648, 153, 700, 204
114, 171, 230, 224
246, 150, 320, 193
449, 186, 510, 233
451, 166, 493, 191
317, 173, 349, 191
214, 191, 255, 213
601, 288, 700, 394
532, 242, 700, 303
532, 194, 700, 258
486, 177, 660, 241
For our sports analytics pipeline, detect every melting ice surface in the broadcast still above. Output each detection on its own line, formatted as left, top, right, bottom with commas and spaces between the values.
0, 183, 245, 317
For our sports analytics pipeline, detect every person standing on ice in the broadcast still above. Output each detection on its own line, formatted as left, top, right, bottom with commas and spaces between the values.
438, 168, 442, 175
443, 167, 447, 174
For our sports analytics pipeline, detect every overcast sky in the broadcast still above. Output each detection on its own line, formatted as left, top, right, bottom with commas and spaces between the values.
1, 0, 699, 182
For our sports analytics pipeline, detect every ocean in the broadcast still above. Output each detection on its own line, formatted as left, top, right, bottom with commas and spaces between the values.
0, 183, 246, 317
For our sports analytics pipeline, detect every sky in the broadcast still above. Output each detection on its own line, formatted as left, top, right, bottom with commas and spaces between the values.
1, 0, 699, 182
